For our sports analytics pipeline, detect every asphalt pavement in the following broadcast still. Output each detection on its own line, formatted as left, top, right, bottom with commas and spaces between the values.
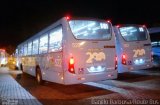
1, 67, 160, 105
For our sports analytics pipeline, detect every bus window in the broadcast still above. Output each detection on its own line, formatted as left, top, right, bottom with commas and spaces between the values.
49, 26, 62, 52
32, 39, 39, 55
39, 34, 48, 54
24, 44, 28, 56
28, 42, 32, 55
119, 26, 148, 41
18, 47, 21, 56
20, 46, 24, 56
69, 20, 111, 40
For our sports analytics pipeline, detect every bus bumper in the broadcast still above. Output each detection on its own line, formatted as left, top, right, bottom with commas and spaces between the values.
63, 70, 118, 85
118, 63, 153, 73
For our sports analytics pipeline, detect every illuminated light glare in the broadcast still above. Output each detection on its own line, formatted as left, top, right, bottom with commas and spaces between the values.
100, 23, 108, 29
134, 59, 145, 65
120, 27, 134, 31
68, 56, 75, 74
107, 20, 111, 23
69, 58, 74, 65
122, 54, 126, 59
122, 54, 127, 65
115, 56, 118, 69
61, 76, 64, 80
139, 59, 143, 63
130, 29, 137, 32
70, 68, 74, 72
97, 66, 102, 71
0, 49, 5, 51
139, 27, 144, 32
79, 41, 86, 46
116, 25, 120, 28
121, 32, 127, 36
92, 27, 100, 31
71, 22, 96, 33
90, 67, 95, 71
142, 25, 146, 27
1, 58, 7, 65
76, 31, 89, 36
16, 62, 19, 67
43, 72, 45, 75
50, 30, 62, 42
87, 66, 105, 73
108, 74, 112, 77
83, 31, 88, 36
66, 16, 70, 20
135, 59, 139, 64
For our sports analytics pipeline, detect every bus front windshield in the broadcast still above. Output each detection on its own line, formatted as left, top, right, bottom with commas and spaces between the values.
119, 26, 148, 41
69, 20, 112, 40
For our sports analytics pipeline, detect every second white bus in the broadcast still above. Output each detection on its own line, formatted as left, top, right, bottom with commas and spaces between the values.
114, 24, 153, 73
15, 16, 117, 85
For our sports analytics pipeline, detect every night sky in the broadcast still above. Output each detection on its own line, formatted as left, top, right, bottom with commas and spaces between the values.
0, 0, 160, 50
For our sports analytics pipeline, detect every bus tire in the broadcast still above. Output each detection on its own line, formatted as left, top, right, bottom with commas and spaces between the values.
36, 67, 43, 85
20, 64, 24, 72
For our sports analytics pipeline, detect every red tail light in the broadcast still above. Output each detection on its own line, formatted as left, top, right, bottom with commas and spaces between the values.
122, 54, 127, 65
115, 55, 118, 69
116, 25, 120, 28
107, 19, 111, 23
142, 24, 146, 28
68, 57, 75, 74
66, 16, 70, 20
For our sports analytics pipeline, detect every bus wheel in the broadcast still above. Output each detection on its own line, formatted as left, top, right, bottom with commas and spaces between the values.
36, 67, 43, 85
20, 64, 23, 72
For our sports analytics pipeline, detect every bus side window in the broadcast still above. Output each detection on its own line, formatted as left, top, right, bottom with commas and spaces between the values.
28, 42, 32, 55
24, 44, 28, 56
32, 39, 39, 55
39, 34, 48, 54
49, 26, 62, 52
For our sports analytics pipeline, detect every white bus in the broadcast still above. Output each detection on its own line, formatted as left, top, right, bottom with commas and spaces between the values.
114, 24, 153, 73
15, 16, 117, 85
0, 49, 7, 67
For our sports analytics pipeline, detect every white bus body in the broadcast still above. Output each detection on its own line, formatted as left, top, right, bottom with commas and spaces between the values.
16, 17, 117, 85
114, 24, 153, 73
0, 49, 7, 66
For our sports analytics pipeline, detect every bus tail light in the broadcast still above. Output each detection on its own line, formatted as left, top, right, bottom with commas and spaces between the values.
122, 54, 127, 65
68, 57, 75, 74
115, 55, 118, 69
66, 16, 70, 20
116, 25, 120, 28
107, 19, 111, 23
